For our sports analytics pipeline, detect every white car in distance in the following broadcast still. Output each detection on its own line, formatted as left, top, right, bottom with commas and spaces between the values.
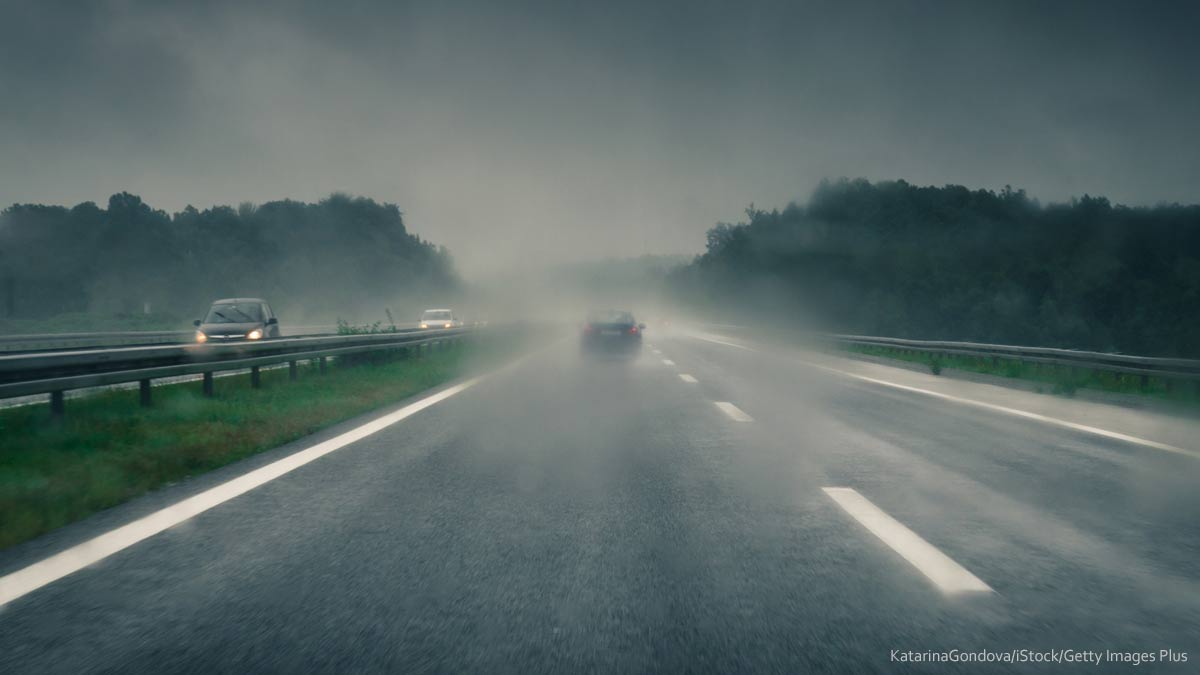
419, 309, 462, 329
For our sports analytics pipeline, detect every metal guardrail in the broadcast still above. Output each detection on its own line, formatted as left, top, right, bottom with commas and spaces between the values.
0, 325, 346, 352
0, 328, 471, 415
0, 330, 193, 352
831, 334, 1200, 381
695, 322, 1200, 382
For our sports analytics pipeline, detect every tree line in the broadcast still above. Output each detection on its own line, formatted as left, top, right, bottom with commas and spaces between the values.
669, 179, 1200, 357
0, 192, 458, 325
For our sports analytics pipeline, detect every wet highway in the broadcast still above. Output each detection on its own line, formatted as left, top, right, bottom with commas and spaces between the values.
1, 330, 1197, 673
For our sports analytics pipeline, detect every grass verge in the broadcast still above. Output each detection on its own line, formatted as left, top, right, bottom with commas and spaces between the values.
842, 343, 1200, 406
0, 335, 523, 550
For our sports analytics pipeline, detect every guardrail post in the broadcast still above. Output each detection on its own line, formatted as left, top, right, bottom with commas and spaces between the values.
289, 361, 298, 381
50, 390, 65, 418
139, 379, 152, 407
251, 366, 261, 388
319, 357, 327, 374
202, 372, 214, 397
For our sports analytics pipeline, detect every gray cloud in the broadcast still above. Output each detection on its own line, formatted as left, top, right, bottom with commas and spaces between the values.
2, 0, 1198, 277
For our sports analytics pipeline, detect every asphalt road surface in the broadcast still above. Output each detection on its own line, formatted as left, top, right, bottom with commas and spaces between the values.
1, 329, 1198, 673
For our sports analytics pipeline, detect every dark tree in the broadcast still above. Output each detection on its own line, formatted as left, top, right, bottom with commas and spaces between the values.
0, 193, 460, 324
669, 179, 1200, 357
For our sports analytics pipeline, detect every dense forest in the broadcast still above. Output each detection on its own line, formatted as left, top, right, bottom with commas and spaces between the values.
0, 193, 458, 326
669, 179, 1200, 357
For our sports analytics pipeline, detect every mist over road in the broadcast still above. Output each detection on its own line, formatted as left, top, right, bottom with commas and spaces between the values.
1, 328, 1197, 672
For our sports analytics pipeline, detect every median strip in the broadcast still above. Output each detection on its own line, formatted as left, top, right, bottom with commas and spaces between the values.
0, 332, 533, 554
823, 487, 991, 595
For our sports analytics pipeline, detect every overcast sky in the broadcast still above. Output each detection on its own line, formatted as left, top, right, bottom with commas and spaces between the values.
2, 0, 1198, 277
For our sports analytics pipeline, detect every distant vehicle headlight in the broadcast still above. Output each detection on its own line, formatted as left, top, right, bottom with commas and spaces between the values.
195, 331, 208, 343
444, 322, 452, 328
246, 328, 263, 340
420, 323, 429, 329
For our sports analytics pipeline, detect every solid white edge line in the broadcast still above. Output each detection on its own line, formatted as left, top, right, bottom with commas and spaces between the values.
805, 363, 1199, 459
0, 377, 483, 607
714, 401, 753, 422
679, 374, 699, 383
690, 333, 752, 350
823, 487, 991, 594
689, 333, 1197, 459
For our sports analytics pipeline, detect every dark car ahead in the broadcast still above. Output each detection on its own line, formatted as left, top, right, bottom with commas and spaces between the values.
194, 298, 280, 343
581, 309, 644, 355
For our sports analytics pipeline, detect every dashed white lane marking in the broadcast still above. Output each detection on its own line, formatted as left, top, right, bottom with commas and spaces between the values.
652, 349, 662, 355
679, 374, 699, 383
688, 333, 1196, 459
0, 377, 482, 607
662, 359, 675, 366
714, 401, 753, 422
823, 487, 991, 594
